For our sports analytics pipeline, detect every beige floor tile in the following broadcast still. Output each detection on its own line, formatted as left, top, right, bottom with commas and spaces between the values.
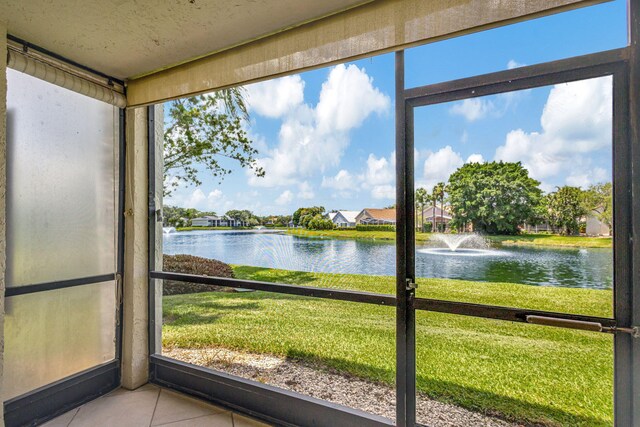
155, 412, 233, 427
41, 407, 80, 427
151, 389, 225, 426
69, 390, 159, 427
107, 383, 160, 397
232, 413, 272, 427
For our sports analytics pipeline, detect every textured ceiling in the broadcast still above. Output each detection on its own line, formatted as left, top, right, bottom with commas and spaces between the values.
4, 0, 370, 79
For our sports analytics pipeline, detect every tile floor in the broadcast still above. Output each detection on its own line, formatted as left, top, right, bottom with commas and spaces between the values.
42, 384, 271, 427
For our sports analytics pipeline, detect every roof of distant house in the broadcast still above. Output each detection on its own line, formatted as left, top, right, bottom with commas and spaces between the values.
360, 208, 396, 221
337, 210, 360, 223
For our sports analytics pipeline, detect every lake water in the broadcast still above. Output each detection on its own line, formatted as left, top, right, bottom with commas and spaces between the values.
163, 230, 613, 289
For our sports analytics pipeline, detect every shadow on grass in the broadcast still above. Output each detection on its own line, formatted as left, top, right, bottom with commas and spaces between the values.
164, 300, 261, 326
284, 349, 608, 427
232, 265, 319, 285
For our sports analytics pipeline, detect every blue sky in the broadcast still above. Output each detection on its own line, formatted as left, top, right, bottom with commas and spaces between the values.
164, 0, 627, 216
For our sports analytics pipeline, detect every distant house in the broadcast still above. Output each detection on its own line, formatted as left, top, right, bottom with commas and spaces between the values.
586, 209, 611, 236
355, 208, 396, 225
421, 206, 452, 224
419, 206, 453, 232
190, 215, 246, 227
523, 222, 553, 233
325, 210, 359, 228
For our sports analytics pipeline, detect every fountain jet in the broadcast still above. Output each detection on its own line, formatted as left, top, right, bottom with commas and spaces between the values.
431, 233, 488, 251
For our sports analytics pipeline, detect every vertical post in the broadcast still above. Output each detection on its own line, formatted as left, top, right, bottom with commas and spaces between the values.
147, 105, 156, 361
116, 108, 126, 365
0, 25, 7, 427
395, 50, 416, 427
122, 107, 150, 389
625, 0, 640, 425
148, 104, 164, 359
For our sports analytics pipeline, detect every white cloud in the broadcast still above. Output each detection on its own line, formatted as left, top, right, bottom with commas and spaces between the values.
315, 64, 389, 133
460, 130, 469, 144
495, 76, 612, 189
275, 190, 294, 205
507, 59, 525, 69
297, 181, 315, 200
246, 75, 305, 118
466, 153, 485, 164
566, 167, 609, 188
363, 153, 395, 185
358, 153, 396, 200
186, 188, 206, 208
422, 146, 464, 189
450, 98, 496, 122
247, 64, 390, 188
164, 186, 234, 212
371, 185, 395, 200
322, 169, 353, 191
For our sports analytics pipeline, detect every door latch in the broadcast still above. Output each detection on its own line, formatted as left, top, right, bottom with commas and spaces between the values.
406, 278, 417, 290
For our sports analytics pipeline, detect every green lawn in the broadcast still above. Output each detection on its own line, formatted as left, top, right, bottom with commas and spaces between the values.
175, 226, 253, 231
163, 267, 614, 426
285, 229, 612, 248
486, 234, 612, 249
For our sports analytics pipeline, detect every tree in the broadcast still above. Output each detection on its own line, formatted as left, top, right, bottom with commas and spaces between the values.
433, 182, 446, 232
415, 187, 428, 232
430, 187, 438, 232
163, 206, 202, 227
225, 209, 260, 226
447, 161, 543, 235
307, 214, 335, 230
292, 206, 325, 226
163, 89, 265, 196
545, 186, 588, 235
583, 182, 613, 229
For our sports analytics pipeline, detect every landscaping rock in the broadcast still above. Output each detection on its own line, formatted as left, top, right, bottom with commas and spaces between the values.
163, 347, 520, 427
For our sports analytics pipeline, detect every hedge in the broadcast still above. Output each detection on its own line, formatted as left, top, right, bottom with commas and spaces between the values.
162, 254, 234, 295
356, 224, 396, 232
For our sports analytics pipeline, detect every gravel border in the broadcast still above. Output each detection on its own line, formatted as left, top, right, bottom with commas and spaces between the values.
163, 347, 522, 427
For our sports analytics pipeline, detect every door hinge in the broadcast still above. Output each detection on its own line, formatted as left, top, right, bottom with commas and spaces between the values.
406, 278, 417, 291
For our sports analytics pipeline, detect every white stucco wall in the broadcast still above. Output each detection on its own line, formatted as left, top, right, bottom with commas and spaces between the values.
121, 104, 163, 389
122, 107, 150, 389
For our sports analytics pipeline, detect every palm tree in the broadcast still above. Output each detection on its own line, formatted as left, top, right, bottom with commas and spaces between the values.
415, 187, 427, 232
433, 182, 446, 232
431, 184, 440, 232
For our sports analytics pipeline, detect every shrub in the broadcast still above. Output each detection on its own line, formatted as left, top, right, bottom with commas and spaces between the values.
307, 215, 335, 230
421, 223, 432, 233
162, 254, 235, 295
356, 224, 396, 232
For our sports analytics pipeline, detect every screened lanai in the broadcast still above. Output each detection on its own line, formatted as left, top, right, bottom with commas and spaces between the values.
1, 1, 639, 426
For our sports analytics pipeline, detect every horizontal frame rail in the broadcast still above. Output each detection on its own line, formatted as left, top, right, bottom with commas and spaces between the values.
413, 297, 617, 328
150, 355, 394, 427
404, 48, 628, 107
5, 273, 116, 297
150, 271, 395, 306
152, 271, 620, 330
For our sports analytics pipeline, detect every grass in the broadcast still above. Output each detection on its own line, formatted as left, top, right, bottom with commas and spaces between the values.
486, 234, 612, 248
175, 226, 252, 231
285, 229, 612, 248
163, 267, 614, 426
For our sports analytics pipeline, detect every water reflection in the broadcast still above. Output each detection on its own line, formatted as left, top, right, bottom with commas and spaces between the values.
163, 230, 612, 289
